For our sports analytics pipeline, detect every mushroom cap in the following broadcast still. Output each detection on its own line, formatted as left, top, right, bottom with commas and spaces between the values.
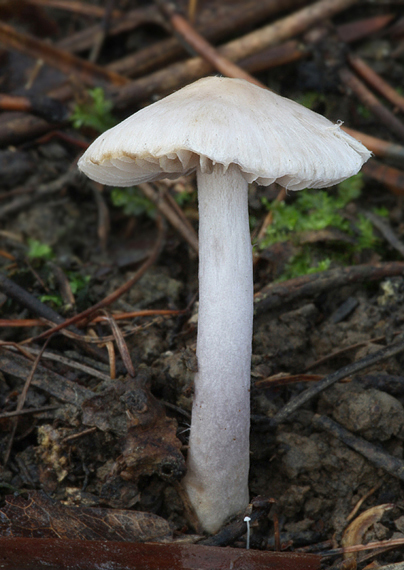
78, 76, 371, 191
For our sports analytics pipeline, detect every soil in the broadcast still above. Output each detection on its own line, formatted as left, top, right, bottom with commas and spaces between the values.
0, 1, 404, 567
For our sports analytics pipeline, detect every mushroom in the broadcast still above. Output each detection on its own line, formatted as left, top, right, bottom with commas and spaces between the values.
78, 76, 371, 533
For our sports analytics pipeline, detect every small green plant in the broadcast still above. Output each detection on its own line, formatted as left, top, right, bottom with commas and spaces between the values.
372, 206, 389, 218
296, 91, 325, 110
111, 186, 156, 218
39, 294, 63, 307
357, 104, 371, 119
27, 239, 54, 260
260, 173, 379, 279
281, 249, 332, 281
71, 88, 116, 133
67, 272, 91, 295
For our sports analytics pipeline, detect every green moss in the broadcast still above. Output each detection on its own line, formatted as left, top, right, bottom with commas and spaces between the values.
259, 173, 380, 279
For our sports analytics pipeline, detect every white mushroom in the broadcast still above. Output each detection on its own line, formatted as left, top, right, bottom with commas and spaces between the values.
78, 76, 371, 534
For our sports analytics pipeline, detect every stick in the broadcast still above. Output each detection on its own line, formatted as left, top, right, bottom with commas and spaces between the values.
339, 67, 404, 142
115, 0, 362, 106
156, 0, 264, 87
272, 335, 404, 427
312, 414, 404, 481
254, 262, 404, 314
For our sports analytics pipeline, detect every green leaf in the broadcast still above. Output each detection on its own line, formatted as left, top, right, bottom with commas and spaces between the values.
111, 187, 156, 218
70, 88, 116, 133
27, 239, 54, 260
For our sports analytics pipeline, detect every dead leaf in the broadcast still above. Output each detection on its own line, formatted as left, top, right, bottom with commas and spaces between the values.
0, 491, 172, 542
342, 503, 395, 560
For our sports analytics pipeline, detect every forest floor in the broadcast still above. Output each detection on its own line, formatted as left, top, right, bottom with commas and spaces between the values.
1, 1, 404, 569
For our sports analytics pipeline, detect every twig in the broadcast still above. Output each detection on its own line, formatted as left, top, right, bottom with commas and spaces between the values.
271, 335, 404, 427
140, 182, 198, 252
57, 6, 162, 55
0, 405, 58, 420
25, 0, 124, 18
155, 0, 264, 87
27, 217, 166, 343
100, 311, 136, 378
0, 271, 109, 363
363, 210, 404, 257
254, 262, 404, 315
3, 338, 51, 465
348, 54, 404, 114
62, 427, 97, 443
312, 414, 404, 481
115, 0, 362, 106
108, 0, 306, 78
337, 13, 395, 42
339, 67, 404, 142
342, 127, 404, 164
362, 159, 404, 196
0, 170, 77, 222
5, 344, 111, 382
0, 93, 68, 123
322, 538, 404, 559
0, 21, 128, 88
89, 0, 116, 63
303, 334, 389, 371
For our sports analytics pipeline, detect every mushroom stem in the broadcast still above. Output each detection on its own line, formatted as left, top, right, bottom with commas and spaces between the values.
183, 163, 253, 533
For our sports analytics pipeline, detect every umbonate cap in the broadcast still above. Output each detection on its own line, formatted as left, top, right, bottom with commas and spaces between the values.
78, 76, 371, 191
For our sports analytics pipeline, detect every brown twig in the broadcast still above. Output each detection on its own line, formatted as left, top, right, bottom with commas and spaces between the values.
25, 0, 123, 18
140, 182, 198, 253
0, 271, 110, 363
100, 311, 136, 378
3, 337, 51, 465
0, 21, 128, 88
342, 127, 404, 164
348, 54, 404, 114
0, 93, 68, 123
115, 0, 362, 106
362, 159, 404, 196
26, 217, 166, 343
57, 5, 162, 54
337, 13, 395, 43
108, 0, 306, 78
155, 0, 264, 87
339, 67, 404, 142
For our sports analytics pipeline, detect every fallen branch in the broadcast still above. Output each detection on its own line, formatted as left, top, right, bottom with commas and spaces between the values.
254, 262, 404, 314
